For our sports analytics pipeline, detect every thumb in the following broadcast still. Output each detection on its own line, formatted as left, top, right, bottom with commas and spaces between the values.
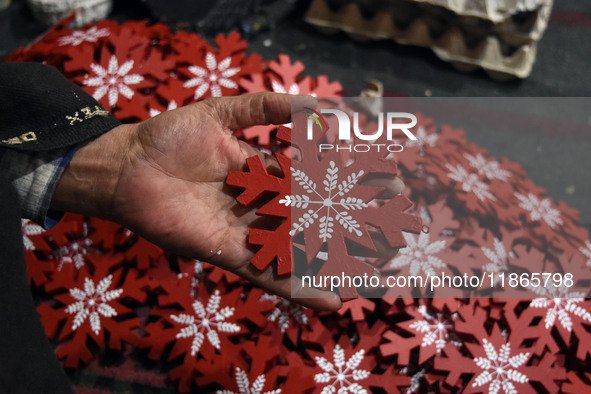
204, 92, 317, 130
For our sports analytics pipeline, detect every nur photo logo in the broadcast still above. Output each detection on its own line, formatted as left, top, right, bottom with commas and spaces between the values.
301, 105, 419, 153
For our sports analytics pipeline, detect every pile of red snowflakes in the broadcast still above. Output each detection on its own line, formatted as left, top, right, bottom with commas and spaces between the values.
10, 17, 591, 393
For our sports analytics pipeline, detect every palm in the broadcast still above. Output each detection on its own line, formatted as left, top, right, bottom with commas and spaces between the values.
107, 93, 341, 310
116, 104, 261, 271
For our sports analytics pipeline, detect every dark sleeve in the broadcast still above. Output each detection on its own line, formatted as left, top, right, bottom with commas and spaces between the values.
0, 176, 74, 393
0, 62, 121, 151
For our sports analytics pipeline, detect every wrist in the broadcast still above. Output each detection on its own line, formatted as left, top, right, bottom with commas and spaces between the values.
50, 123, 137, 220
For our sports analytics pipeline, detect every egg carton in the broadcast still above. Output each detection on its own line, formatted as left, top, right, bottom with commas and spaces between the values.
27, 0, 113, 27
397, 0, 552, 46
305, 0, 552, 79
410, 0, 551, 23
315, 0, 552, 45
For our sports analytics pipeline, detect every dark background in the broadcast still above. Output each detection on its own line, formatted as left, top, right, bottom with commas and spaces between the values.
1, 0, 590, 230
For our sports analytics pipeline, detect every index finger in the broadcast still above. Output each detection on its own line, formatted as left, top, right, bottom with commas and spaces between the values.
205, 92, 317, 130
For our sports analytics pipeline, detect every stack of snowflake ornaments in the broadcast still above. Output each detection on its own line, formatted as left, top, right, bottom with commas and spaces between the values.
9, 16, 591, 393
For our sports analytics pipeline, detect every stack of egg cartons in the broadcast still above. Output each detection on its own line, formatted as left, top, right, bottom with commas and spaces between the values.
305, 0, 553, 80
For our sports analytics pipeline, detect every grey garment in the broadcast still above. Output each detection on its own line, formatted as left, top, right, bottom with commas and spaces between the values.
0, 146, 72, 228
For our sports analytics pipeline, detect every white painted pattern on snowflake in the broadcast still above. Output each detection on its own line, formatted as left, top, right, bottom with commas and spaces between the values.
170, 289, 241, 356
21, 219, 44, 251
481, 238, 515, 285
417, 206, 432, 227
217, 367, 281, 394
446, 164, 496, 202
190, 260, 203, 298
515, 192, 563, 229
389, 232, 446, 276
578, 240, 591, 267
472, 339, 530, 394
53, 239, 92, 271
58, 26, 109, 46
409, 305, 458, 352
84, 55, 144, 107
529, 284, 591, 332
149, 99, 177, 118
314, 344, 371, 394
280, 161, 367, 242
184, 52, 240, 99
404, 126, 438, 150
464, 153, 511, 182
271, 80, 300, 95
270, 79, 318, 99
402, 368, 425, 394
260, 293, 308, 333
177, 260, 203, 298
65, 275, 123, 335
52, 223, 92, 271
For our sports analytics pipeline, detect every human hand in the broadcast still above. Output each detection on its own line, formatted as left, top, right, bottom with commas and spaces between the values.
51, 92, 403, 311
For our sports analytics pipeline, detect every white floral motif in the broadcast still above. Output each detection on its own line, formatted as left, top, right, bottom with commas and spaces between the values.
515, 193, 563, 229
260, 293, 308, 333
176, 260, 203, 298
481, 238, 515, 285
83, 55, 144, 107
446, 164, 496, 202
580, 240, 591, 267
271, 79, 300, 95
184, 52, 240, 99
409, 306, 457, 352
58, 26, 109, 46
65, 275, 123, 335
404, 126, 438, 150
217, 367, 281, 394
149, 100, 177, 117
21, 219, 44, 251
472, 339, 530, 394
314, 344, 371, 394
529, 285, 591, 332
270, 79, 318, 99
280, 161, 367, 242
170, 289, 241, 356
54, 241, 91, 270
52, 223, 92, 271
403, 368, 425, 394
389, 232, 446, 276
190, 260, 203, 297
464, 153, 511, 182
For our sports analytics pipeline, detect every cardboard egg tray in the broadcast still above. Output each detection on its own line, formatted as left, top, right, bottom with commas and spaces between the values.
305, 0, 554, 80
411, 0, 550, 23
